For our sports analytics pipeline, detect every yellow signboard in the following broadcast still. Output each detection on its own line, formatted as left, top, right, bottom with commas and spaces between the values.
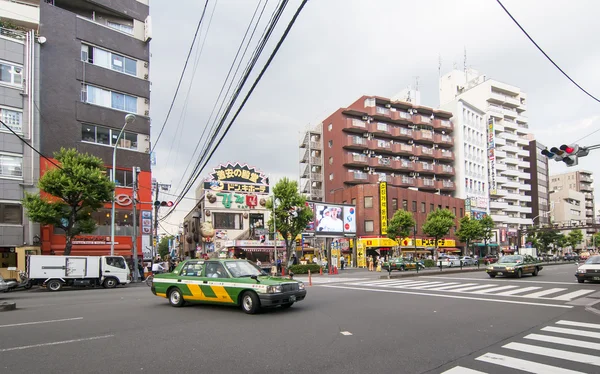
398, 238, 456, 248
357, 242, 366, 268
359, 237, 398, 247
379, 182, 388, 235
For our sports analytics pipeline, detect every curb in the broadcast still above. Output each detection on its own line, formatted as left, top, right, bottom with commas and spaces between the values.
379, 261, 575, 279
0, 302, 16, 312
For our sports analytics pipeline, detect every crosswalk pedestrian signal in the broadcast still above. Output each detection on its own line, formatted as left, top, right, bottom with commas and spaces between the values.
154, 201, 174, 207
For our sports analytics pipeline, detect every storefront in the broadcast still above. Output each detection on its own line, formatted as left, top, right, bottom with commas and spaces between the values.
397, 238, 461, 257
223, 240, 286, 264
359, 237, 398, 259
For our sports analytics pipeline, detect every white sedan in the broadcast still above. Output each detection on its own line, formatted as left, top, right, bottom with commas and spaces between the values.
439, 256, 461, 267
460, 256, 478, 266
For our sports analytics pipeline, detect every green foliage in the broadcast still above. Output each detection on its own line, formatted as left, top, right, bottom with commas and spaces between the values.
592, 232, 600, 248
479, 215, 495, 243
23, 148, 114, 255
266, 178, 313, 259
535, 230, 558, 253
423, 259, 436, 268
422, 209, 455, 258
387, 210, 415, 240
158, 235, 174, 259
288, 264, 321, 274
567, 229, 584, 252
456, 216, 482, 255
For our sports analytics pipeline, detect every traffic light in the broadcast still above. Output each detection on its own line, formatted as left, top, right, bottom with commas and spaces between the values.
542, 144, 586, 167
154, 201, 174, 208
559, 144, 578, 166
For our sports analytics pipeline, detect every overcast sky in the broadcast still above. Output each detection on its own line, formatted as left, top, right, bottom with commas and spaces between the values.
148, 0, 600, 235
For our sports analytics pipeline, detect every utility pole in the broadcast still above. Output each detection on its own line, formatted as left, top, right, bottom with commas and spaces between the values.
151, 185, 159, 271
131, 166, 139, 282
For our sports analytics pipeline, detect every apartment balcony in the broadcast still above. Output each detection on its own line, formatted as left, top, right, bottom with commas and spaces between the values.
434, 164, 455, 176
414, 162, 435, 175
490, 189, 509, 197
368, 139, 393, 153
414, 146, 435, 159
413, 130, 435, 144
439, 119, 454, 132
369, 157, 395, 171
342, 117, 369, 133
580, 175, 593, 183
488, 91, 520, 107
390, 110, 413, 123
343, 153, 369, 167
434, 134, 454, 147
416, 178, 436, 191
502, 107, 518, 118
580, 184, 593, 192
435, 149, 454, 161
299, 139, 322, 150
392, 143, 414, 156
369, 122, 393, 137
343, 136, 369, 150
585, 194, 594, 201
345, 171, 371, 184
391, 126, 413, 140
495, 162, 507, 171
437, 180, 455, 191
487, 105, 503, 116
490, 201, 510, 210
378, 174, 394, 183
363, 106, 392, 120
414, 115, 432, 125
392, 175, 415, 188
586, 210, 594, 217
495, 137, 506, 146
0, 1, 39, 29
310, 172, 323, 180
586, 201, 594, 209
395, 160, 414, 172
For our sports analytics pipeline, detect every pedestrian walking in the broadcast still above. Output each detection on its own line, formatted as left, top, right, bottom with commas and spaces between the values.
340, 255, 345, 270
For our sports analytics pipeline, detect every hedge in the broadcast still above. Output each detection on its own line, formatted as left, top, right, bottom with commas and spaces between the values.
288, 264, 321, 274
423, 259, 436, 268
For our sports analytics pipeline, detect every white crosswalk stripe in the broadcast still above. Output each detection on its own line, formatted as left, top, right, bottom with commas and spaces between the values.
297, 277, 364, 284
439, 319, 600, 374
341, 279, 592, 301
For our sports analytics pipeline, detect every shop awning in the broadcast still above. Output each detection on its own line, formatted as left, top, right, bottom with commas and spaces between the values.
440, 248, 461, 253
49, 244, 133, 256
235, 248, 276, 253
473, 243, 499, 247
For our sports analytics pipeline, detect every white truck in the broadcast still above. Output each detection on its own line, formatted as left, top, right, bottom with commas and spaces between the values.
27, 255, 131, 291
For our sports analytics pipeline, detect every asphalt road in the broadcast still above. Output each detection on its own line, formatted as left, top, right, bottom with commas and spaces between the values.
1, 264, 599, 374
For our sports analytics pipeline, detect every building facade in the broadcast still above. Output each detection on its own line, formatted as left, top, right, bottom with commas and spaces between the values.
331, 183, 465, 257
0, 2, 42, 276
440, 69, 532, 249
301, 95, 457, 200
37, 0, 153, 257
300, 126, 324, 201
549, 170, 595, 235
525, 139, 551, 226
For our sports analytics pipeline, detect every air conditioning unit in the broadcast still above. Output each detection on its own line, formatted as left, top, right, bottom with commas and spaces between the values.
81, 50, 88, 62
144, 98, 149, 104
144, 62, 149, 68
144, 110, 149, 116
385, 103, 391, 108
362, 133, 369, 138
144, 74, 149, 80
362, 116, 368, 121
145, 147, 150, 153
81, 89, 87, 102
144, 135, 150, 141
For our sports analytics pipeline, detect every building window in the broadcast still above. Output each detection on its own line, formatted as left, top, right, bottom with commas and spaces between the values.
329, 157, 333, 165
82, 123, 138, 151
0, 107, 23, 133
328, 140, 333, 148
329, 173, 334, 181
0, 203, 22, 224
83, 84, 138, 113
0, 153, 23, 178
213, 213, 243, 230
460, 208, 464, 217
392, 198, 398, 211
438, 205, 442, 210
364, 197, 373, 208
430, 203, 434, 212
453, 207, 457, 216
106, 20, 134, 34
328, 123, 332, 131
421, 202, 426, 213
351, 198, 356, 206
0, 61, 23, 87
105, 168, 134, 187
412, 201, 417, 212
81, 44, 137, 76
364, 220, 374, 232
402, 200, 408, 210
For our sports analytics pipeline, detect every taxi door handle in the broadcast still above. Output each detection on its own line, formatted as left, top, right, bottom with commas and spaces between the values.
178, 279, 182, 283
203, 281, 208, 284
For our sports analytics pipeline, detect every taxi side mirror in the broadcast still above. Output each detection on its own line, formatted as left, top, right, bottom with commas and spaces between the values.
250, 275, 260, 283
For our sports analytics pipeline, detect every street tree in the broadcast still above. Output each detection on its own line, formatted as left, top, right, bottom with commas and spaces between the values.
479, 215, 495, 257
422, 209, 455, 260
567, 229, 584, 253
456, 216, 482, 256
553, 233, 568, 253
525, 232, 540, 252
592, 232, 600, 249
158, 235, 175, 259
387, 210, 415, 240
536, 230, 558, 254
23, 148, 114, 255
266, 178, 313, 262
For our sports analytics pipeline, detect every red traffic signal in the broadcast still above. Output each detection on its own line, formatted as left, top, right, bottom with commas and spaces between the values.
559, 144, 577, 154
154, 201, 174, 207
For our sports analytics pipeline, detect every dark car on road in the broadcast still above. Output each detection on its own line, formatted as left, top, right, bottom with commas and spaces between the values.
486, 255, 543, 278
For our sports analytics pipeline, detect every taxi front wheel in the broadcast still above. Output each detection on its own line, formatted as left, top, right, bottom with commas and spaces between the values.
168, 288, 185, 307
241, 291, 260, 314
516, 269, 523, 279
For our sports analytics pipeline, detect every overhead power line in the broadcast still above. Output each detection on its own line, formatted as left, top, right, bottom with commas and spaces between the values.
162, 0, 309, 221
496, 0, 600, 104
151, 0, 210, 153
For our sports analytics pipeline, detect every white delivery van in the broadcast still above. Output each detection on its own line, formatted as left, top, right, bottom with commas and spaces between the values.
27, 255, 131, 291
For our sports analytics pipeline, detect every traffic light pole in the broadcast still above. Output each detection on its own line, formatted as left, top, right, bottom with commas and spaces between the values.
132, 167, 139, 283
151, 185, 159, 272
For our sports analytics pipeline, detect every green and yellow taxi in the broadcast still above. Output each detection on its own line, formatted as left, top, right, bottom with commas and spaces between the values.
486, 254, 543, 278
383, 257, 425, 272
151, 259, 307, 314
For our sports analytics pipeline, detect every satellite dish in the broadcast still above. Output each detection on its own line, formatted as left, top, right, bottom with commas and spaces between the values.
38, 36, 47, 44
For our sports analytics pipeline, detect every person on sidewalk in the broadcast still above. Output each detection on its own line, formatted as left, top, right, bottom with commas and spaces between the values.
340, 255, 345, 270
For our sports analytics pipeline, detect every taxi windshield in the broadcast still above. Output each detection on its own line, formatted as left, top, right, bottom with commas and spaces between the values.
225, 261, 265, 277
585, 256, 600, 265
498, 255, 522, 264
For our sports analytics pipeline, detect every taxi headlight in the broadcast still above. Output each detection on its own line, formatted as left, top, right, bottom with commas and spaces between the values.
506, 267, 514, 271
577, 269, 586, 274
487, 266, 493, 270
266, 285, 282, 294
298, 282, 305, 290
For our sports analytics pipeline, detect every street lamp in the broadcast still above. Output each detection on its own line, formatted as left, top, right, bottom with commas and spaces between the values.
110, 114, 136, 256
272, 197, 281, 273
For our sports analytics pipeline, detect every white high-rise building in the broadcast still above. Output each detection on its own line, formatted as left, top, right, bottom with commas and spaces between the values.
440, 69, 532, 250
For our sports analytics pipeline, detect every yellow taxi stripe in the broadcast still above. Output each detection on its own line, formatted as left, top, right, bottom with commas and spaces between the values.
156, 292, 167, 298
210, 285, 234, 303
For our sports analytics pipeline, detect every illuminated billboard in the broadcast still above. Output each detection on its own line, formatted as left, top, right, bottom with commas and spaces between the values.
313, 203, 356, 234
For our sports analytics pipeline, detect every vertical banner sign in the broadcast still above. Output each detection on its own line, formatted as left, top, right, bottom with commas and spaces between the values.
379, 182, 388, 235
487, 117, 497, 195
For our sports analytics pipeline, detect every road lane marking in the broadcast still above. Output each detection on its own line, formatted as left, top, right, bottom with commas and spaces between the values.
494, 287, 541, 296
449, 284, 499, 292
0, 335, 114, 353
542, 326, 600, 339
0, 317, 83, 329
340, 331, 352, 336
426, 283, 477, 291
524, 333, 600, 351
552, 289, 596, 301
556, 320, 600, 330
320, 285, 573, 308
401, 282, 449, 289
389, 281, 434, 288
475, 352, 584, 374
503, 342, 600, 366
425, 276, 589, 286
521, 288, 567, 298
373, 281, 431, 288
470, 285, 519, 294
440, 366, 487, 374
